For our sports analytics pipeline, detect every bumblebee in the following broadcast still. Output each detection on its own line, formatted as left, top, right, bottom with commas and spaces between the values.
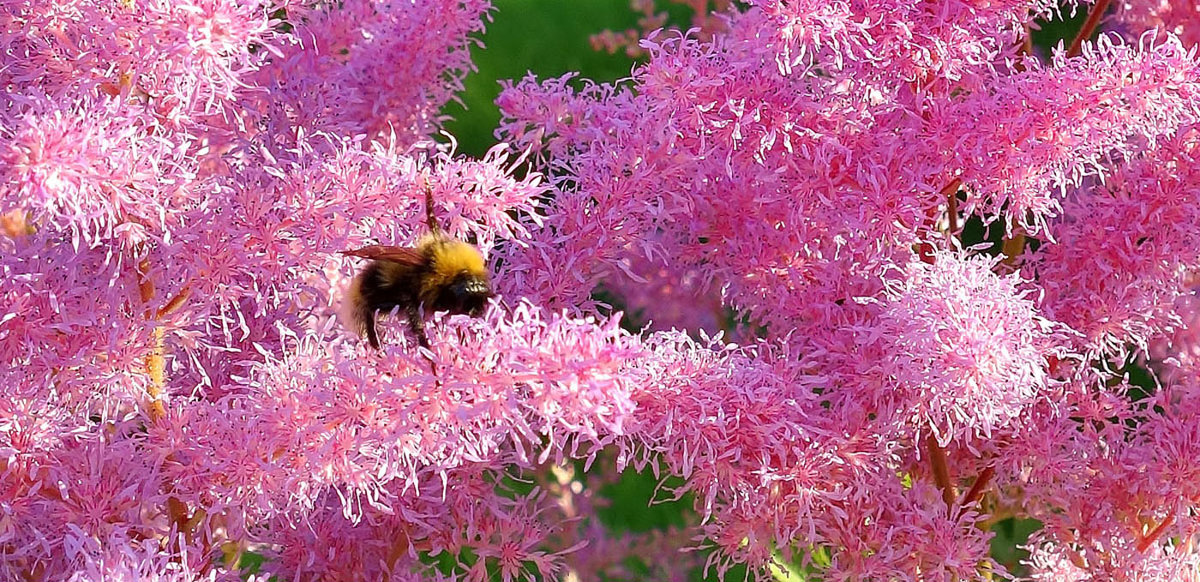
341, 187, 492, 349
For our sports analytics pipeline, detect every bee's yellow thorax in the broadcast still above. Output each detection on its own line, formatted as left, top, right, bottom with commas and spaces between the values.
419, 236, 488, 298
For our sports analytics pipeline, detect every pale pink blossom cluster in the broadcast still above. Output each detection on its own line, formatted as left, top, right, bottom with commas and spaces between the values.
4, 0, 1200, 580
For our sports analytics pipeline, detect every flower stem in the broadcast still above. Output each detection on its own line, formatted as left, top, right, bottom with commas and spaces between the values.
1067, 0, 1111, 58
136, 257, 166, 421
926, 434, 957, 509
956, 465, 994, 520
1019, 22, 1033, 58
1136, 514, 1175, 552
942, 178, 961, 240
145, 327, 167, 421
135, 254, 190, 422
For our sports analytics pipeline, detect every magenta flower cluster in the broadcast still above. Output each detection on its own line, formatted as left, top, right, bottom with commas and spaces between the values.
3, 0, 1200, 580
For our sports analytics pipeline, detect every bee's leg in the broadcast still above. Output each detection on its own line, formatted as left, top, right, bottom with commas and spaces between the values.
364, 308, 381, 350
406, 304, 438, 378
406, 304, 430, 349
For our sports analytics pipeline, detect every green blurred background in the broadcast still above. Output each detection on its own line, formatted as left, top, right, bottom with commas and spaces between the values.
442, 0, 688, 157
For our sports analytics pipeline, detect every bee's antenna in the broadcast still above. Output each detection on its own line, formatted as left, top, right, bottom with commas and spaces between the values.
423, 183, 442, 235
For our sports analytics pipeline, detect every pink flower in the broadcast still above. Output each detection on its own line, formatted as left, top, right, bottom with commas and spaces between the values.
878, 251, 1067, 444
1033, 127, 1200, 356
929, 33, 1200, 234
6, 0, 1200, 578
249, 0, 493, 145
1112, 0, 1200, 49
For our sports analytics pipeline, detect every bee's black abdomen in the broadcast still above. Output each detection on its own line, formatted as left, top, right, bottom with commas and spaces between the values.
356, 260, 427, 348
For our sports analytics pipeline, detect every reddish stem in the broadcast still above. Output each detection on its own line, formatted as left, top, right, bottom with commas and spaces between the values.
1067, 0, 1112, 58
939, 178, 963, 198
919, 178, 963, 263
956, 465, 995, 520
1020, 22, 1033, 58
942, 179, 961, 239
156, 286, 192, 318
1136, 514, 1176, 552
926, 434, 957, 509
917, 241, 936, 264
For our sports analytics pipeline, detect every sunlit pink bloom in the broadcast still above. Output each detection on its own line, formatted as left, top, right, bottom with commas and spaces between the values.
879, 251, 1066, 444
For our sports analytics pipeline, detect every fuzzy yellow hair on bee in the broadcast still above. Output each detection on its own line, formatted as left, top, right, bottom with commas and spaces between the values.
340, 186, 492, 349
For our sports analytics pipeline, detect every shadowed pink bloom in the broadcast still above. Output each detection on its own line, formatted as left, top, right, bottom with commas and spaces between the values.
1112, 0, 1200, 49
1034, 127, 1200, 356
249, 0, 493, 146
60, 533, 262, 582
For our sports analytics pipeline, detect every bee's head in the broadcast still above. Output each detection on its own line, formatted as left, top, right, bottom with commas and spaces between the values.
424, 239, 493, 316
439, 272, 492, 316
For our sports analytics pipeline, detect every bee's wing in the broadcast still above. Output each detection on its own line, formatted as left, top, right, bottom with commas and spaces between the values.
340, 245, 426, 266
